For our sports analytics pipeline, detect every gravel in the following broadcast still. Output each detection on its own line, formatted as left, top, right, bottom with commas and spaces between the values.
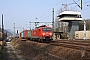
11, 38, 90, 60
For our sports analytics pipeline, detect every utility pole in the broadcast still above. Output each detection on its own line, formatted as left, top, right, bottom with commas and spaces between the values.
52, 8, 54, 40
14, 23, 15, 38
52, 8, 54, 33
2, 14, 4, 41
73, 0, 86, 40
29, 22, 31, 30
0, 14, 4, 46
80, 0, 82, 10
84, 19, 86, 40
80, 0, 86, 40
73, 0, 82, 10
35, 17, 39, 28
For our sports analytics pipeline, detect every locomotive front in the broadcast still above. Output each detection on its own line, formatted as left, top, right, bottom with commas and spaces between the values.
41, 27, 53, 42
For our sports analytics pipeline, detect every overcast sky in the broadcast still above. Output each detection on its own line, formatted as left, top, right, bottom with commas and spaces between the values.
0, 0, 90, 33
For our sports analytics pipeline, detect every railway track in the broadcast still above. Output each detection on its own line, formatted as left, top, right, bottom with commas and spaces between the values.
22, 39, 90, 51
49, 40, 90, 51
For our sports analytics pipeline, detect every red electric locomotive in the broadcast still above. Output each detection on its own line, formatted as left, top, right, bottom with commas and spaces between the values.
31, 25, 53, 42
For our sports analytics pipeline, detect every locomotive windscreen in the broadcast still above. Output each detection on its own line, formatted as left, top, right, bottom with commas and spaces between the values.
42, 28, 51, 32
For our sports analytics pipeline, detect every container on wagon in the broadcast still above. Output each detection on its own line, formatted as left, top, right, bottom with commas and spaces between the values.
21, 31, 24, 38
24, 30, 31, 39
20, 32, 22, 37
28, 30, 31, 39
24, 30, 28, 39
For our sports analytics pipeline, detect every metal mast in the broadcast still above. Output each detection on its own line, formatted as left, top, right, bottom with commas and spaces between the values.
14, 23, 15, 38
2, 14, 4, 41
84, 19, 86, 40
52, 8, 54, 33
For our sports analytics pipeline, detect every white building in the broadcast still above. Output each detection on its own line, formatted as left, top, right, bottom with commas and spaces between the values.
57, 10, 82, 39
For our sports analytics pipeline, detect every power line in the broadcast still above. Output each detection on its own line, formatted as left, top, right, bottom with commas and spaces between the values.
54, 0, 63, 6
38, 1, 81, 21
83, 6, 90, 11
38, 14, 52, 21
37, 10, 51, 19
81, 0, 90, 10
84, 0, 90, 4
73, 0, 81, 8
34, 0, 80, 21
29, 21, 52, 29
34, 0, 63, 21
31, 0, 81, 22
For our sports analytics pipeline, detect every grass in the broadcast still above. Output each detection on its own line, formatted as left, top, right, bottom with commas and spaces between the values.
0, 46, 7, 60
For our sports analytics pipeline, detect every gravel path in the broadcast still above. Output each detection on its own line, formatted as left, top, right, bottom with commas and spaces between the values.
1, 42, 24, 60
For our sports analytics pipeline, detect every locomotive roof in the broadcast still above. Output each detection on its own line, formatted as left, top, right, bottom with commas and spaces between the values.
36, 25, 51, 28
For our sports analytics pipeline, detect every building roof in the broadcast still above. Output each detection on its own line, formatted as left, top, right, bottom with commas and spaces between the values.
59, 10, 81, 15
57, 10, 82, 22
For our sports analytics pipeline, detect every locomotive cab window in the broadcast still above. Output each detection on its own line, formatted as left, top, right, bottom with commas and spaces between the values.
42, 28, 51, 32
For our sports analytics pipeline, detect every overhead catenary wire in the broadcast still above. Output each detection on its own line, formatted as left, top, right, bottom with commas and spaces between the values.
83, 6, 90, 11
31, 0, 81, 22
83, 0, 90, 4
30, 0, 81, 28
72, 0, 90, 11
81, 0, 90, 10
33, 0, 90, 22
38, 3, 75, 21
30, 0, 90, 27
37, 0, 90, 22
83, 0, 90, 6
31, 0, 64, 21
73, 0, 81, 8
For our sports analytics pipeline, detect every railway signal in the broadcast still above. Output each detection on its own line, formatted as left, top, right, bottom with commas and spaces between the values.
13, 23, 25, 38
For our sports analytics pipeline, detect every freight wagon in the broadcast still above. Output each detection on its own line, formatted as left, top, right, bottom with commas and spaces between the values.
19, 25, 53, 42
23, 30, 31, 39
20, 31, 24, 39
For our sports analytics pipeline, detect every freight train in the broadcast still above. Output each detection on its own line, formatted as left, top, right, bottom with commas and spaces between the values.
19, 25, 53, 42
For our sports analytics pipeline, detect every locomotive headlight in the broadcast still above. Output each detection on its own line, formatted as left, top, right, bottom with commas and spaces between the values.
50, 33, 52, 35
43, 33, 45, 36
